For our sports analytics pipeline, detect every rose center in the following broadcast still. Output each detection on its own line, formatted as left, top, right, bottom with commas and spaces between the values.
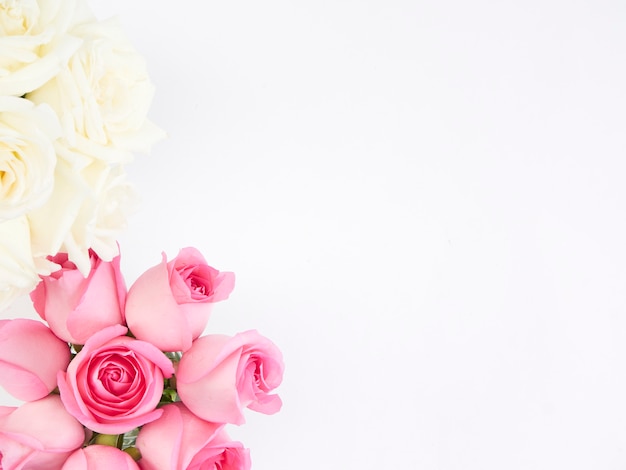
251, 356, 263, 385
0, 151, 19, 196
97, 358, 135, 395
189, 277, 207, 296
99, 365, 126, 382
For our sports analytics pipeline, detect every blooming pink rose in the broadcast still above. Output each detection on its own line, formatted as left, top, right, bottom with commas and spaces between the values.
0, 318, 71, 401
62, 446, 140, 470
136, 403, 250, 470
125, 247, 235, 352
57, 324, 175, 434
0, 395, 85, 470
177, 330, 284, 425
31, 250, 127, 344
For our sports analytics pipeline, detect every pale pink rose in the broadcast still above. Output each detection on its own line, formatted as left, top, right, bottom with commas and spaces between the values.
177, 330, 284, 425
57, 324, 175, 434
30, 249, 127, 344
136, 403, 251, 470
62, 445, 140, 470
0, 395, 85, 470
125, 247, 235, 352
0, 318, 71, 401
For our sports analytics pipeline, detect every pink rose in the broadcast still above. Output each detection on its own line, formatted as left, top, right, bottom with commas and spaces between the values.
57, 324, 175, 434
62, 446, 140, 470
136, 403, 251, 470
0, 395, 85, 470
31, 250, 127, 344
125, 247, 235, 352
177, 330, 284, 425
0, 318, 71, 401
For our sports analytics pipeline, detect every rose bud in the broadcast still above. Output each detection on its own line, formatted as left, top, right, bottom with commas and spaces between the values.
136, 403, 251, 470
0, 395, 85, 470
57, 324, 174, 434
30, 250, 127, 345
0, 318, 71, 401
177, 330, 284, 425
62, 445, 140, 470
125, 247, 234, 352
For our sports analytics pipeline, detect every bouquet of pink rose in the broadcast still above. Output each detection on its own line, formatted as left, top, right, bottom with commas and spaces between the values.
0, 246, 284, 469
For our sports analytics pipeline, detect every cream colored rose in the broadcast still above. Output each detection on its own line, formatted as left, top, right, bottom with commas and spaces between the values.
27, 16, 165, 163
0, 96, 61, 221
86, 164, 138, 263
60, 160, 139, 274
0, 0, 88, 97
27, 152, 138, 275
0, 216, 42, 310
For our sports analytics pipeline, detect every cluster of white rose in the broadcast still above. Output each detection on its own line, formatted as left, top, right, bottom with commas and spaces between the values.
0, 0, 163, 309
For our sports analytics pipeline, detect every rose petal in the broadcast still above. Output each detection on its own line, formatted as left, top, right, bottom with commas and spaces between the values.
62, 445, 140, 470
0, 319, 71, 401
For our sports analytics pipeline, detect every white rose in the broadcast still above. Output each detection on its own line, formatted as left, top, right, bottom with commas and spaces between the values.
27, 151, 138, 275
0, 96, 61, 221
0, 0, 89, 96
65, 162, 138, 272
0, 216, 41, 310
27, 16, 165, 163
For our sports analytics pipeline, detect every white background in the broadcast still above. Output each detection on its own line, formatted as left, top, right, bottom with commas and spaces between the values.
4, 1, 626, 468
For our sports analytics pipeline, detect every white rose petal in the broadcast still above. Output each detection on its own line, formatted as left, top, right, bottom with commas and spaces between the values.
0, 0, 88, 97
0, 215, 40, 310
63, 164, 138, 272
0, 96, 61, 221
27, 154, 88, 264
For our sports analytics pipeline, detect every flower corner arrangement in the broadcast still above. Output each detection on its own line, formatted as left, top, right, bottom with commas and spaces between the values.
0, 247, 285, 469
0, 1, 285, 469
